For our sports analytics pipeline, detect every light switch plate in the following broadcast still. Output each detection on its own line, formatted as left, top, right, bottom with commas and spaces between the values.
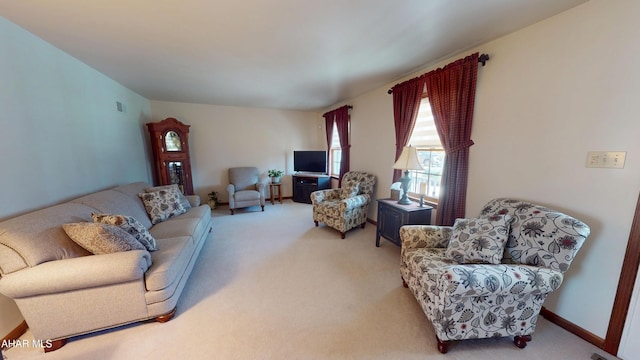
586, 151, 626, 169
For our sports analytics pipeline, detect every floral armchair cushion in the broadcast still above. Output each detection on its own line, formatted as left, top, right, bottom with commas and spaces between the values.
341, 171, 376, 198
445, 215, 512, 265
479, 198, 590, 273
339, 182, 359, 200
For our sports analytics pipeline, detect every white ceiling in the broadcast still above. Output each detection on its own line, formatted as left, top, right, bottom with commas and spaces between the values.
1, 0, 588, 110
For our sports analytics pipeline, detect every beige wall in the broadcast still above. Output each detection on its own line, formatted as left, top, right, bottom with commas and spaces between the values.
325, 0, 640, 339
0, 18, 152, 337
149, 101, 320, 201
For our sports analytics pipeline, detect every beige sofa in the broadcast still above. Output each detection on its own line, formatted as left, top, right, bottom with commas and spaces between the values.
0, 182, 212, 351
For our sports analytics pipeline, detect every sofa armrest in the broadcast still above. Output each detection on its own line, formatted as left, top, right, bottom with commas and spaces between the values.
186, 195, 200, 207
339, 194, 370, 211
311, 189, 341, 205
0, 250, 151, 298
437, 264, 564, 298
400, 225, 453, 249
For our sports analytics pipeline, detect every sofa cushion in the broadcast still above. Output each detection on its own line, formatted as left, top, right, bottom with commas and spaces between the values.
150, 217, 201, 243
445, 215, 512, 265
62, 223, 146, 254
146, 184, 191, 210
71, 189, 153, 229
92, 213, 158, 251
110, 182, 155, 229
139, 190, 186, 225
0, 203, 94, 274
145, 236, 194, 292
178, 205, 210, 220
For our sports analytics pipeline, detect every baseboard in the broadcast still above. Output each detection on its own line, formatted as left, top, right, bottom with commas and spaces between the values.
1, 320, 28, 350
540, 307, 605, 349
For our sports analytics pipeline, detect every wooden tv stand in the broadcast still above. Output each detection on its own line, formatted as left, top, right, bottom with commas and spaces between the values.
292, 174, 330, 204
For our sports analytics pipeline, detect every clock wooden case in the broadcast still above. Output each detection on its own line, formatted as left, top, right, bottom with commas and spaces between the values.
146, 117, 194, 195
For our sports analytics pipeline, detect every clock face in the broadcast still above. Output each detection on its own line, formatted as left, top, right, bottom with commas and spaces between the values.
165, 131, 182, 151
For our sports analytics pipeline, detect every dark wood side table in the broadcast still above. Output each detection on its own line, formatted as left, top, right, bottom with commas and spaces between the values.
376, 198, 432, 247
269, 183, 282, 205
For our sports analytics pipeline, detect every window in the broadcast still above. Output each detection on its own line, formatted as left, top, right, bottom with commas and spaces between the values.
329, 125, 341, 177
407, 97, 444, 201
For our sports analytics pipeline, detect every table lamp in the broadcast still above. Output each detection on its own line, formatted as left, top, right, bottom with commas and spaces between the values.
392, 146, 423, 205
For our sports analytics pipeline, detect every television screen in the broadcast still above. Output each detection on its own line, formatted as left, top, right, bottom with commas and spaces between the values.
293, 151, 327, 173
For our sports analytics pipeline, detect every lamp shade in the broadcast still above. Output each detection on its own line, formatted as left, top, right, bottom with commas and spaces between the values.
393, 146, 423, 171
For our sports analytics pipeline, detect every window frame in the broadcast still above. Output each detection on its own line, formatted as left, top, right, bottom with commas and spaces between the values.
329, 124, 341, 177
405, 96, 444, 204
406, 148, 444, 203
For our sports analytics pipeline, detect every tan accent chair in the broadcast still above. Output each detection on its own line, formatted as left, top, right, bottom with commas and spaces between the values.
226, 167, 267, 215
310, 171, 377, 238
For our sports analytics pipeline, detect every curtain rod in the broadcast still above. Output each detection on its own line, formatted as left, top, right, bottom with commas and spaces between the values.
323, 105, 352, 117
387, 53, 490, 94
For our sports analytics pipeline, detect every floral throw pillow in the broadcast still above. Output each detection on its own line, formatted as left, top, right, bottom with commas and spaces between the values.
138, 189, 186, 225
145, 184, 191, 210
445, 215, 513, 264
340, 183, 360, 200
62, 222, 146, 255
91, 213, 158, 251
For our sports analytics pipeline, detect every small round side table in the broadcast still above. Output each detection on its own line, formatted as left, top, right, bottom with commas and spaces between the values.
269, 183, 282, 205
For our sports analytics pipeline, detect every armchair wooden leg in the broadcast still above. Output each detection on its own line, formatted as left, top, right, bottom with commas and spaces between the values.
402, 277, 408, 288
314, 221, 318, 227
261, 205, 264, 212
360, 222, 366, 229
44, 338, 67, 353
514, 335, 532, 349
230, 209, 234, 215
340, 232, 346, 239
155, 307, 177, 323
436, 337, 450, 354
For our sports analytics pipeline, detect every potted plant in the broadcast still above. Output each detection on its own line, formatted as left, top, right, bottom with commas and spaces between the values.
268, 169, 284, 184
207, 191, 219, 209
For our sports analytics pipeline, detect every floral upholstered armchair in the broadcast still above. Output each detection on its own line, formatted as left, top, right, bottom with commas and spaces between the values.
399, 198, 590, 353
310, 171, 376, 239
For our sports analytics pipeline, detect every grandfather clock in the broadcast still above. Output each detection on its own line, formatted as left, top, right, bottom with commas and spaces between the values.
146, 117, 194, 195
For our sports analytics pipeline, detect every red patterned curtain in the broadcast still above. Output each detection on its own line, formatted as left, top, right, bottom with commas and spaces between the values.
323, 110, 335, 149
334, 105, 350, 185
390, 77, 426, 182
425, 52, 479, 226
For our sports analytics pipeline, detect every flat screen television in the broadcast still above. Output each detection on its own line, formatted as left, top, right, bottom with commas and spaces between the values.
293, 150, 327, 173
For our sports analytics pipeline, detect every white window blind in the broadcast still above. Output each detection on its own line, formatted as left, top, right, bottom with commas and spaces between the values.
406, 97, 444, 200
330, 124, 341, 176
409, 98, 440, 147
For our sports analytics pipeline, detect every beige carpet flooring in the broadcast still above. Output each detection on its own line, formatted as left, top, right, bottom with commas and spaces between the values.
5, 200, 613, 359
